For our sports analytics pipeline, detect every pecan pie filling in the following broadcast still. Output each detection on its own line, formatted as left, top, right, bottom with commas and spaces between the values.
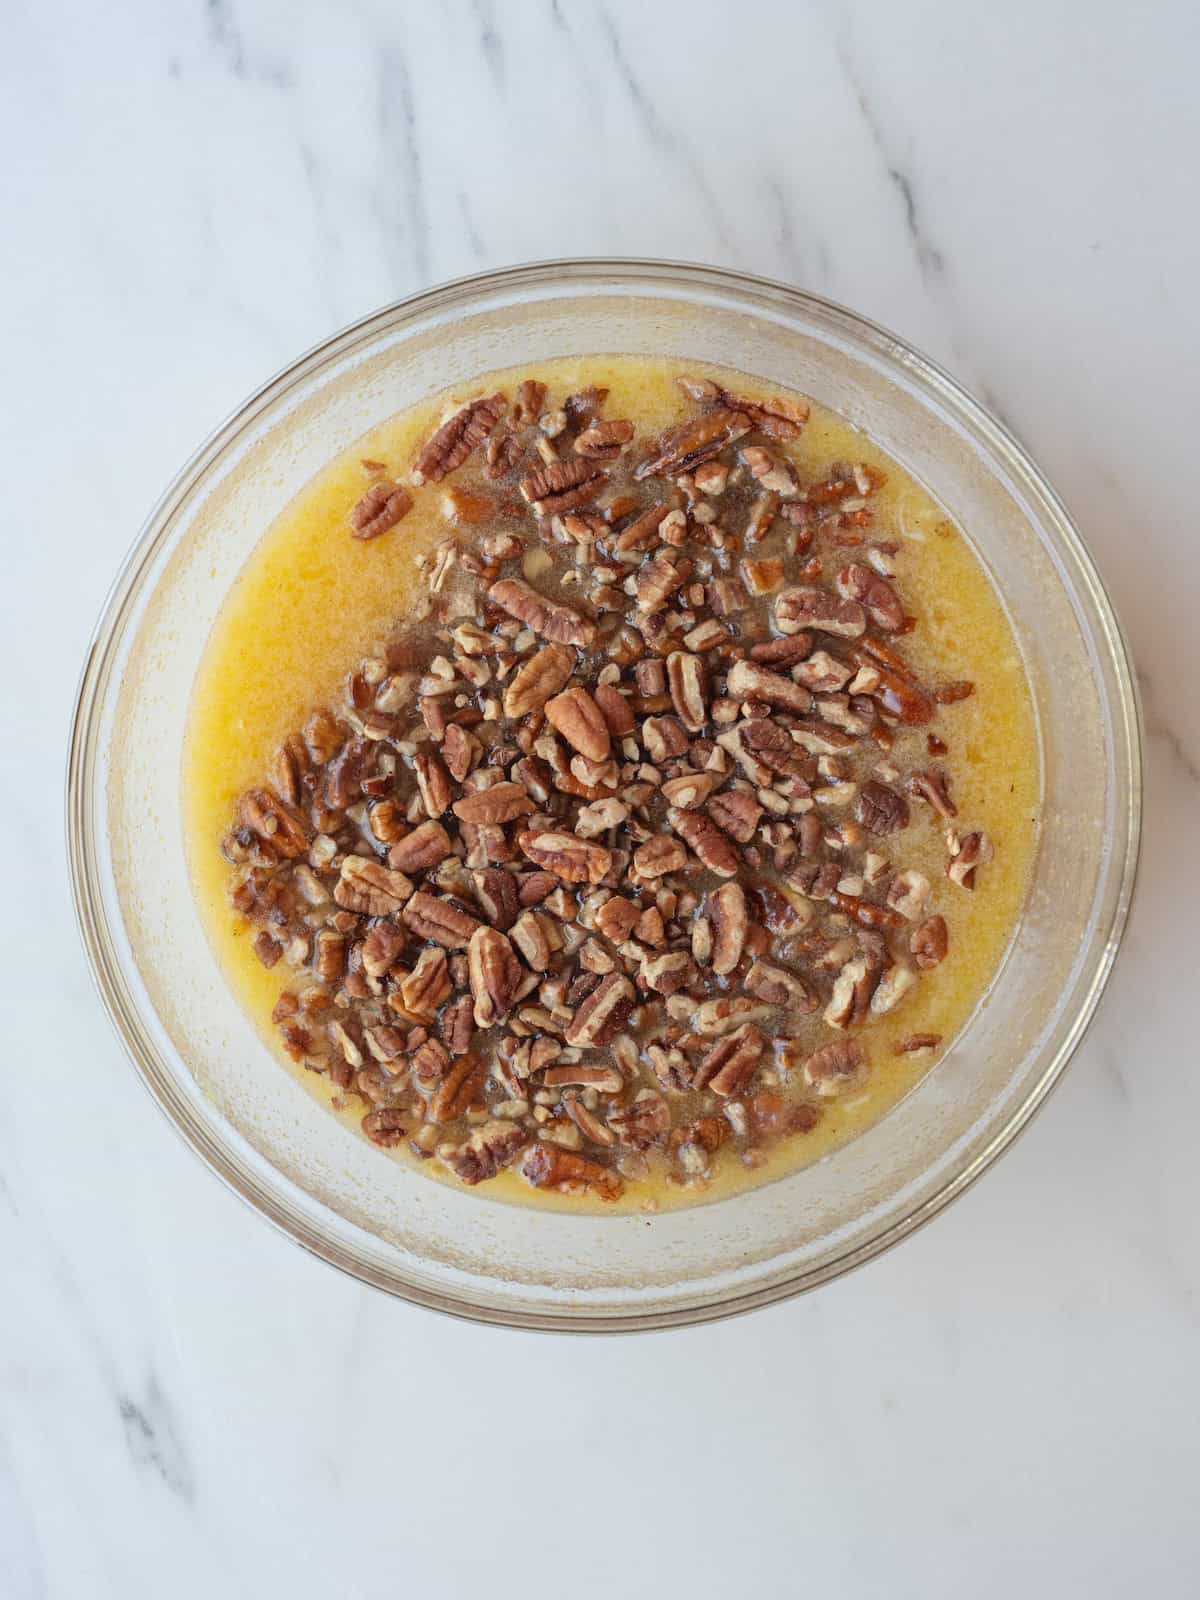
196, 359, 1037, 1210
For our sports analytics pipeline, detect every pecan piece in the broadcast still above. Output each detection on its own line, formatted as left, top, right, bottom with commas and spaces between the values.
518, 830, 613, 885
642, 715, 690, 763
323, 736, 367, 810
668, 806, 740, 877
361, 921, 406, 978
614, 503, 669, 554
398, 946, 452, 1021
349, 479, 413, 540
402, 890, 483, 947
471, 867, 520, 931
564, 972, 635, 1047
848, 640, 933, 725
521, 1144, 622, 1201
438, 1122, 529, 1185
574, 419, 634, 459
662, 770, 720, 808
412, 1038, 452, 1086
666, 651, 708, 732
362, 1108, 409, 1147
836, 562, 904, 631
594, 895, 640, 942
387, 820, 453, 874
519, 457, 608, 517
911, 914, 949, 969
824, 955, 874, 1028
413, 750, 452, 819
828, 891, 906, 933
726, 659, 813, 715
856, 779, 910, 835
608, 1091, 670, 1151
636, 554, 691, 612
633, 835, 688, 879
502, 642, 576, 717
467, 926, 522, 1028
694, 997, 775, 1035
774, 586, 867, 638
452, 782, 535, 825
635, 408, 752, 480
593, 682, 636, 736
440, 995, 475, 1056
710, 881, 748, 976
745, 960, 817, 1013
488, 578, 597, 647
334, 856, 414, 915
946, 830, 993, 889
561, 1092, 617, 1148
238, 788, 308, 858
544, 686, 611, 762
886, 869, 931, 919
895, 1032, 942, 1055
803, 1039, 868, 1098
510, 910, 559, 972
512, 378, 546, 425
442, 723, 480, 782
909, 768, 957, 819
870, 963, 917, 1016
427, 1056, 486, 1122
412, 394, 506, 485
706, 788, 763, 844
696, 1023, 765, 1097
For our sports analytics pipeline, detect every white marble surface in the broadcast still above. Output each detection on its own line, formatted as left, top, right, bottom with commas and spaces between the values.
3, 0, 1198, 1594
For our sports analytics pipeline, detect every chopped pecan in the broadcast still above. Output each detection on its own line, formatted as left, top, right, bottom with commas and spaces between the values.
575, 419, 634, 459
564, 972, 635, 1047
413, 750, 453, 819
633, 835, 688, 879
886, 869, 931, 920
696, 1023, 765, 1096
848, 640, 933, 725
402, 890, 483, 947
786, 719, 859, 755
706, 788, 763, 844
362, 1108, 409, 1147
471, 868, 520, 931
722, 387, 809, 441
412, 1037, 451, 1086
238, 788, 308, 858
349, 479, 413, 540
561, 1092, 617, 1147
856, 779, 910, 835
933, 679, 975, 704
668, 807, 740, 877
427, 1056, 486, 1122
635, 408, 752, 480
642, 951, 694, 994
512, 378, 546, 425
510, 910, 559, 971
488, 578, 597, 647
802, 1038, 867, 1098
895, 1032, 942, 1055
608, 1091, 670, 1151
518, 830, 613, 885
642, 715, 690, 763
870, 963, 916, 1015
438, 1121, 529, 1184
693, 996, 775, 1035
662, 770, 720, 808
666, 651, 708, 731
541, 1062, 623, 1092
387, 820, 453, 874
828, 891, 906, 932
775, 586, 866, 638
467, 926, 522, 1027
709, 881, 748, 976
440, 485, 497, 525
544, 686, 611, 762
614, 503, 669, 554
503, 642, 576, 717
745, 959, 817, 1013
726, 717, 810, 779
593, 682, 636, 736
792, 649, 850, 692
334, 856, 413, 915
519, 457, 608, 517
946, 830, 993, 889
521, 1144, 622, 1201
452, 781, 535, 825
636, 554, 691, 611
824, 955, 874, 1028
398, 946, 452, 1021
836, 562, 904, 631
412, 394, 506, 485
911, 914, 949, 969
442, 723, 480, 782
361, 921, 406, 978
726, 659, 813, 716
908, 768, 957, 819
440, 995, 474, 1057
484, 429, 524, 480
594, 895, 641, 942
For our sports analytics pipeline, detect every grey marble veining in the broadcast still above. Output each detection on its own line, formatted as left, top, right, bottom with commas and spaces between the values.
3, 1, 1199, 1595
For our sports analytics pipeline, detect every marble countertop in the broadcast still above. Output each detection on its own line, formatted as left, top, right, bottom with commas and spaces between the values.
4, 1, 1198, 1594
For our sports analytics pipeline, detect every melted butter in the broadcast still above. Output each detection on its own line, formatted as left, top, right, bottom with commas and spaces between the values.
185, 356, 1039, 1215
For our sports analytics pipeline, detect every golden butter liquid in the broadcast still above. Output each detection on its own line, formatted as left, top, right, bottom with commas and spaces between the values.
185, 356, 1039, 1213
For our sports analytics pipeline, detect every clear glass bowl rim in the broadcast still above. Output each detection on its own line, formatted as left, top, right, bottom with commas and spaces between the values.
66, 257, 1142, 1331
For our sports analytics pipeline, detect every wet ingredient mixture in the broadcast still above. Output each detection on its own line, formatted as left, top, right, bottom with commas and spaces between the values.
187, 357, 1038, 1213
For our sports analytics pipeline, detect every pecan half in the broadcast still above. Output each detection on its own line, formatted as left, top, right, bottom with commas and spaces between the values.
349, 479, 413, 540
239, 788, 308, 858
642, 715, 690, 763
668, 806, 740, 877
775, 586, 867, 638
856, 779, 910, 835
667, 652, 708, 731
472, 868, 519, 931
398, 946, 452, 1021
402, 891, 483, 947
710, 881, 748, 976
502, 641, 576, 717
387, 820, 453, 874
442, 723, 480, 782
519, 457, 608, 517
802, 1038, 867, 1098
726, 659, 813, 715
333, 856, 414, 915
517, 830, 613, 885
593, 682, 636, 736
412, 394, 506, 485
911, 914, 949, 969
452, 782, 535, 825
438, 1121, 529, 1185
705, 788, 763, 844
635, 408, 752, 480
564, 972, 635, 1047
488, 578, 597, 647
361, 921, 406, 978
414, 750, 452, 818
467, 926, 522, 1028
521, 1144, 622, 1201
440, 995, 475, 1056
574, 419, 634, 459
696, 1023, 764, 1096
544, 686, 611, 762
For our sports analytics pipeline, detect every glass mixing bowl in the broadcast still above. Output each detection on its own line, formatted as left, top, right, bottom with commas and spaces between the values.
67, 260, 1141, 1330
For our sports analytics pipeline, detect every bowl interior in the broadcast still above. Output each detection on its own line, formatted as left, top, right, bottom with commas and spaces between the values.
72, 264, 1139, 1328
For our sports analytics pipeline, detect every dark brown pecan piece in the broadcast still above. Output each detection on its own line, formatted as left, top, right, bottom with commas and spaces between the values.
720, 387, 809, 441
519, 457, 608, 517
564, 972, 635, 1047
911, 914, 949, 969
706, 788, 763, 844
575, 419, 634, 459
745, 960, 818, 1013
521, 1144, 622, 1201
836, 563, 904, 631
733, 717, 811, 778
856, 779, 910, 835
387, 820, 453, 874
362, 1108, 409, 1147
349, 479, 413, 540
334, 856, 414, 915
695, 1023, 765, 1096
512, 378, 546, 425
412, 394, 506, 485
427, 1056, 486, 1123
439, 995, 475, 1056
238, 788, 308, 858
775, 585, 867, 638
635, 408, 752, 480
468, 926, 522, 1028
471, 868, 520, 931
402, 891, 483, 948
668, 806, 740, 877
439, 1122, 529, 1185
488, 578, 597, 647
452, 782, 535, 826
908, 767, 957, 819
608, 1092, 671, 1151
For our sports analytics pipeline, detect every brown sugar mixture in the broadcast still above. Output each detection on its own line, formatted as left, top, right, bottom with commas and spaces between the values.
186, 357, 1039, 1213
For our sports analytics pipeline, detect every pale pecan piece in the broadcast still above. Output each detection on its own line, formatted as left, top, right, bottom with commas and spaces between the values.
856, 779, 910, 835
824, 955, 874, 1029
661, 770, 720, 808
635, 408, 752, 480
333, 856, 414, 915
911, 914, 949, 969
488, 578, 597, 647
238, 788, 308, 858
696, 1023, 764, 1096
836, 562, 904, 631
502, 641, 576, 717
693, 997, 775, 1035
349, 479, 413, 540
510, 910, 559, 971
870, 963, 917, 1015
564, 972, 635, 1047
438, 1122, 529, 1185
593, 682, 636, 736
387, 820, 453, 874
886, 869, 931, 920
472, 868, 519, 931
452, 782, 535, 825
412, 394, 506, 485
517, 830, 613, 885
642, 951, 694, 994
786, 719, 859, 755
594, 895, 641, 942
413, 750, 452, 818
608, 1091, 671, 1151
614, 503, 669, 553
544, 686, 611, 762
726, 659, 813, 716
792, 650, 851, 692
467, 926, 522, 1028
803, 1038, 867, 1098
745, 959, 817, 1013
642, 715, 690, 763
636, 554, 691, 611
705, 788, 763, 844
775, 586, 867, 638
633, 835, 688, 879
710, 881, 748, 976
519, 457, 608, 517
909, 768, 957, 819
402, 891, 482, 948
442, 723, 480, 782
668, 806, 740, 877
427, 1056, 486, 1122
574, 419, 634, 459
667, 651, 708, 732
946, 830, 993, 889
361, 921, 406, 978
398, 946, 452, 1021
521, 1144, 622, 1201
